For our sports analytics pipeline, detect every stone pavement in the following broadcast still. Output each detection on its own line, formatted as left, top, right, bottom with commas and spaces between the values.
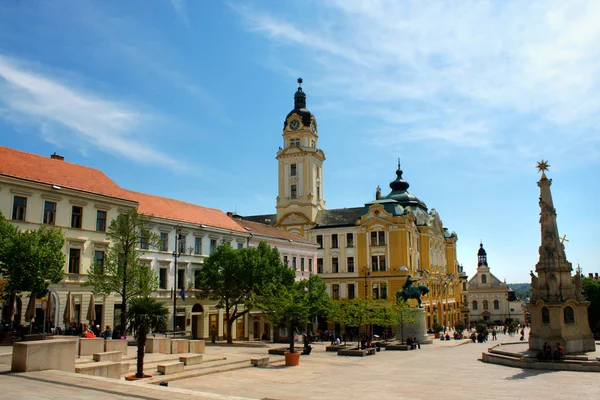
0, 333, 598, 400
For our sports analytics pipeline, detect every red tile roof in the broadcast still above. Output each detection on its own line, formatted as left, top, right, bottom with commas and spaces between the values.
0, 145, 133, 201
127, 190, 247, 233
233, 219, 314, 245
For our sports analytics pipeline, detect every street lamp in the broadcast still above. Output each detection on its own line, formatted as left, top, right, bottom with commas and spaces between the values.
172, 225, 184, 331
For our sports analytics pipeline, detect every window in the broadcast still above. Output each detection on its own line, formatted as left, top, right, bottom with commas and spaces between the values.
160, 233, 168, 252
472, 301, 478, 310
308, 258, 313, 272
371, 283, 388, 300
291, 185, 297, 199
94, 250, 105, 273
140, 234, 149, 250
332, 284, 340, 300
69, 248, 80, 274
310, 139, 315, 147
237, 242, 243, 249
483, 300, 489, 310
292, 257, 297, 270
331, 234, 338, 248
71, 206, 83, 228
317, 258, 323, 274
481, 274, 487, 284
370, 231, 386, 246
291, 163, 297, 176
43, 201, 56, 225
210, 239, 217, 254
493, 300, 500, 310
159, 268, 168, 290
194, 237, 202, 254
317, 186, 320, 200
96, 210, 107, 232
347, 257, 354, 273
372, 283, 380, 300
332, 257, 339, 273
346, 233, 354, 247
371, 255, 386, 272
12, 196, 27, 221
542, 307, 550, 324
348, 284, 355, 300
300, 258, 305, 272
194, 269, 201, 289
178, 235, 186, 254
381, 283, 388, 300
283, 255, 288, 267
564, 306, 575, 324
316, 235, 323, 248
290, 138, 300, 147
177, 269, 185, 290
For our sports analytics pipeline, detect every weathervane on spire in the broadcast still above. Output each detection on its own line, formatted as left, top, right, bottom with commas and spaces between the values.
297, 77, 303, 88
536, 160, 550, 179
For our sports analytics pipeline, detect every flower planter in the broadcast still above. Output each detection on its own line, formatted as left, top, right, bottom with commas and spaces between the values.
285, 351, 301, 366
434, 332, 441, 338
125, 373, 153, 381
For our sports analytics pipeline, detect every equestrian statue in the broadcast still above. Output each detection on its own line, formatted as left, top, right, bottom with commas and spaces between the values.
396, 275, 429, 308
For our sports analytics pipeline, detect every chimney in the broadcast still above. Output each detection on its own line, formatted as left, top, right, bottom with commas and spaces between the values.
227, 212, 233, 218
596, 273, 599, 279
50, 152, 64, 161
590, 273, 594, 278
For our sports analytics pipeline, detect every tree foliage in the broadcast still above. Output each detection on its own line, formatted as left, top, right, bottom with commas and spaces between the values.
582, 277, 600, 334
0, 212, 65, 324
254, 276, 329, 353
396, 299, 418, 343
196, 241, 295, 344
85, 209, 158, 332
125, 297, 168, 378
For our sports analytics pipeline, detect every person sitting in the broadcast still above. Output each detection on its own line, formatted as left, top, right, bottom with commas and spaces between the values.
412, 335, 421, 349
101, 325, 112, 340
81, 323, 95, 338
445, 333, 450, 341
440, 334, 445, 341
553, 342, 565, 360
536, 341, 553, 360
407, 335, 414, 349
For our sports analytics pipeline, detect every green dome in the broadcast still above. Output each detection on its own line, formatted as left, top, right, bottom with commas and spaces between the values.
384, 162, 427, 211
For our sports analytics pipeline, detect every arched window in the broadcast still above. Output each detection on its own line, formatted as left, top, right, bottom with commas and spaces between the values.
483, 300, 489, 310
472, 301, 478, 310
493, 300, 500, 310
481, 275, 487, 284
542, 307, 550, 324
564, 306, 575, 324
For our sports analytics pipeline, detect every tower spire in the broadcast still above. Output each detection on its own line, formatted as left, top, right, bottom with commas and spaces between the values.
294, 77, 306, 109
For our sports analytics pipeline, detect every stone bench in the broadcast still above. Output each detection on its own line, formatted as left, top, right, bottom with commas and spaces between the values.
338, 347, 376, 357
179, 354, 203, 366
386, 344, 411, 351
268, 347, 303, 355
105, 340, 128, 354
75, 361, 121, 379
146, 337, 170, 354
170, 339, 189, 354
326, 345, 349, 352
189, 340, 205, 354
93, 351, 122, 362
79, 338, 105, 356
157, 361, 184, 375
12, 338, 77, 372
251, 357, 270, 367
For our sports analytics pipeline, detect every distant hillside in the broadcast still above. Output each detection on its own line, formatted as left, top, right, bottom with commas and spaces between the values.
508, 283, 531, 299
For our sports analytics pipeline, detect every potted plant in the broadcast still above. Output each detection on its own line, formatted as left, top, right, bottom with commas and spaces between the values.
124, 297, 168, 380
432, 323, 444, 338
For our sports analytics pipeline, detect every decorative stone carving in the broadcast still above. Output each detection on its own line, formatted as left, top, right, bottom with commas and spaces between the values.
530, 271, 540, 300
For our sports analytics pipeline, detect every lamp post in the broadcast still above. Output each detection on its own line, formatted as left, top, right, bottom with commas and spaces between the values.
363, 266, 371, 339
172, 225, 184, 331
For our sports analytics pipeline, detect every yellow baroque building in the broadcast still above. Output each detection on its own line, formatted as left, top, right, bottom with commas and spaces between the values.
245, 79, 468, 331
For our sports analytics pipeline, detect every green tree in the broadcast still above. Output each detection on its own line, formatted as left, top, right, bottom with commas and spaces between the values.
582, 277, 600, 334
396, 299, 418, 343
299, 274, 332, 329
0, 212, 65, 325
86, 209, 158, 332
125, 297, 168, 378
335, 297, 376, 344
255, 276, 328, 353
196, 241, 295, 344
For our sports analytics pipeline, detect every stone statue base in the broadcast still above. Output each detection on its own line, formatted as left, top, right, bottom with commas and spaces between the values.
397, 308, 431, 344
529, 300, 596, 354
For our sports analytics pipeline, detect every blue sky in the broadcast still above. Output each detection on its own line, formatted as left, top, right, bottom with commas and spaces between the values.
0, 1, 598, 283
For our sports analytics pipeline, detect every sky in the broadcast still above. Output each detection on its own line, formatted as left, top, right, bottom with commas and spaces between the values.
0, 0, 598, 283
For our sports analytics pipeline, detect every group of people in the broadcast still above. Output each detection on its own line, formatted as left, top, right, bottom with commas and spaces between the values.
538, 342, 564, 360
79, 323, 121, 340
406, 335, 421, 349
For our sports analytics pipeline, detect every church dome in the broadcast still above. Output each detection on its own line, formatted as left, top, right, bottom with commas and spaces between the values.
383, 161, 427, 211
284, 78, 313, 128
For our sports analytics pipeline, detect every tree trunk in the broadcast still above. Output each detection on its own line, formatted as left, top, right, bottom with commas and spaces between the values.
289, 325, 295, 353
136, 326, 146, 378
121, 256, 127, 335
226, 317, 233, 344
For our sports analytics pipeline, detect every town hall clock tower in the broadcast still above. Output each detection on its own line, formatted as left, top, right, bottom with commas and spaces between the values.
275, 79, 326, 236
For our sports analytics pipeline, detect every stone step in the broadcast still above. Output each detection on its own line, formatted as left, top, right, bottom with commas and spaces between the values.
150, 359, 252, 385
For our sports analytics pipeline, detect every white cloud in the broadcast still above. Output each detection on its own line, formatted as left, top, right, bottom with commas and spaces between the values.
0, 55, 186, 171
234, 0, 600, 162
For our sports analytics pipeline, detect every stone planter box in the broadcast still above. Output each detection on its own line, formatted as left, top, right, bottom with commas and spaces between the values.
79, 338, 105, 356
145, 337, 169, 354
105, 340, 128, 354
12, 338, 77, 372
189, 340, 205, 354
170, 339, 189, 354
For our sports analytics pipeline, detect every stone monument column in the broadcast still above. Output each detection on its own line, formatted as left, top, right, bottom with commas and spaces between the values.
528, 161, 595, 354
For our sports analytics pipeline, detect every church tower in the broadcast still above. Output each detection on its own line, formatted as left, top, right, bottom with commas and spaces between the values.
275, 78, 326, 233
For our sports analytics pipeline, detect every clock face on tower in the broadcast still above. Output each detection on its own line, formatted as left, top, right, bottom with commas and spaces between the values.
290, 120, 300, 130
310, 121, 317, 133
